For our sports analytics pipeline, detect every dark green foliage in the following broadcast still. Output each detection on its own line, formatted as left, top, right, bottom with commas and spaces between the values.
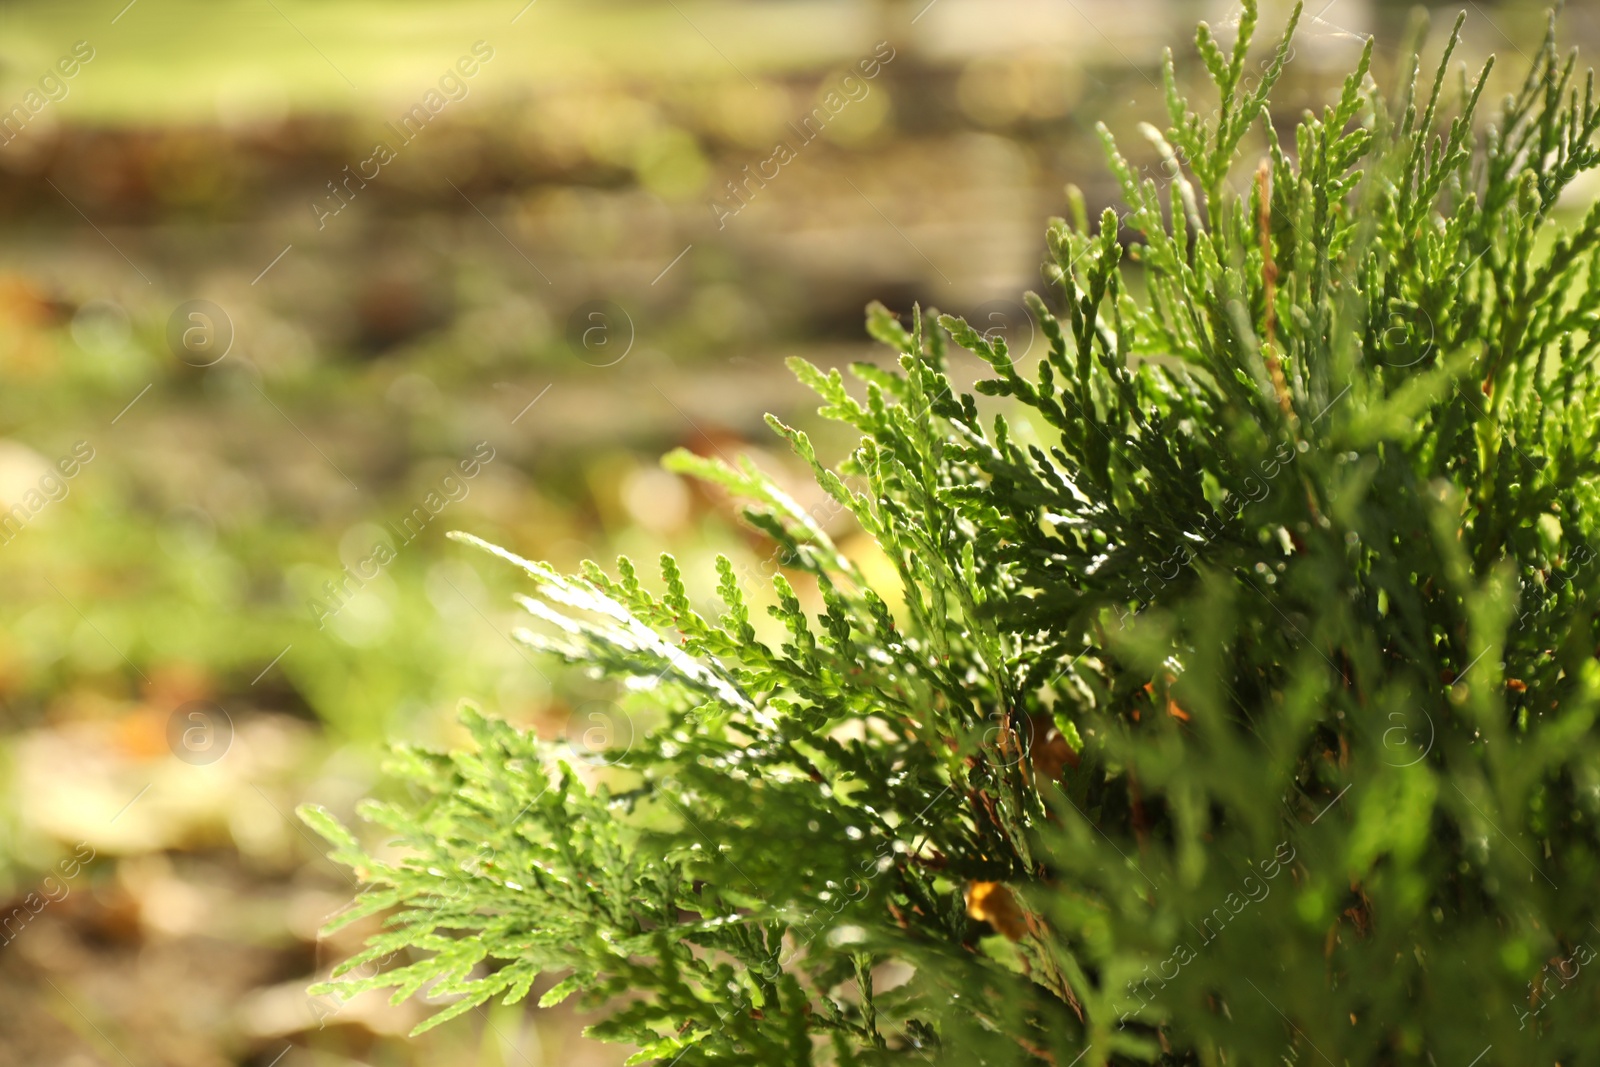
303, 4, 1600, 1062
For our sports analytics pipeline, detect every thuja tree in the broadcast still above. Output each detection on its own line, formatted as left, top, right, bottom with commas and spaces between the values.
303, 4, 1600, 1063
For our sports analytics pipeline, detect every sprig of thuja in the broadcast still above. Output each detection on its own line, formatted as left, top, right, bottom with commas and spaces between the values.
303, 5, 1600, 1063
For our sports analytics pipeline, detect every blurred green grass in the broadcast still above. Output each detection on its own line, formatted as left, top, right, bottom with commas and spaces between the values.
1, 0, 884, 120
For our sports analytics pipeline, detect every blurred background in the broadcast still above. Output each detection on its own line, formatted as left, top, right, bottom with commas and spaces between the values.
0, 0, 1587, 1063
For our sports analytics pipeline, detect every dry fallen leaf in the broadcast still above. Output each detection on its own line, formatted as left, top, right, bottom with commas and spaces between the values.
1030, 723, 1078, 782
965, 880, 1026, 941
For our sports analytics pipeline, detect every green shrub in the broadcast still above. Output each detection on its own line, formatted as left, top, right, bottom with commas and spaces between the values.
303, 3, 1600, 1062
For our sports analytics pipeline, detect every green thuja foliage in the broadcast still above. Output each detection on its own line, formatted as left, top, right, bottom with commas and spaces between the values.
303, 4, 1600, 1063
